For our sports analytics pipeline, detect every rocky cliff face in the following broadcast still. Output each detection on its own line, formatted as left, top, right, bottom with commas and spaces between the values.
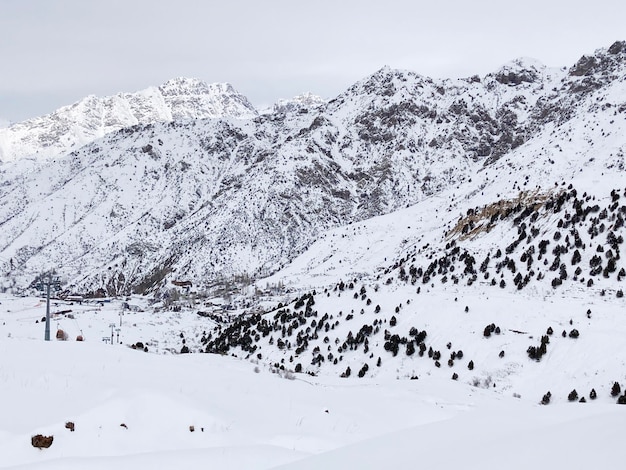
0, 41, 625, 295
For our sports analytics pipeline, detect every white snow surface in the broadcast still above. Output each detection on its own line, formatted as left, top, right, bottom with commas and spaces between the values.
0, 293, 624, 469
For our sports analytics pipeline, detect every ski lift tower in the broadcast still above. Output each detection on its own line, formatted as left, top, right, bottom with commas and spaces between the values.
37, 273, 61, 341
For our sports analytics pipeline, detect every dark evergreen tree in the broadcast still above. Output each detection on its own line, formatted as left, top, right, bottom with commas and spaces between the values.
611, 381, 621, 397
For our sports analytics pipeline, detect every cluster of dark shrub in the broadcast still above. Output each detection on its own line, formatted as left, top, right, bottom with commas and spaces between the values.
199, 186, 626, 379
202, 283, 442, 377
542, 382, 626, 404
483, 323, 501, 337
527, 335, 550, 361
384, 186, 626, 296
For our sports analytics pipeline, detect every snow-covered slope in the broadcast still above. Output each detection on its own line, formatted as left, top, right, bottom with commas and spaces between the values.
0, 78, 257, 162
1, 295, 625, 469
1, 41, 625, 298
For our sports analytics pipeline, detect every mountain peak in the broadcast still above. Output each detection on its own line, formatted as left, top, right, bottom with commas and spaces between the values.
271, 92, 326, 114
157, 77, 237, 96
158, 76, 207, 93
490, 57, 546, 86
341, 65, 426, 101
156, 77, 257, 121
569, 39, 626, 77
0, 78, 258, 162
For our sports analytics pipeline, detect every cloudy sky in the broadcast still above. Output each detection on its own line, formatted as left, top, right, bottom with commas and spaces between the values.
1, 0, 624, 123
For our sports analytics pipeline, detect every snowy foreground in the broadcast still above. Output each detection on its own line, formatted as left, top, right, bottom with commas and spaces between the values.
1, 296, 624, 469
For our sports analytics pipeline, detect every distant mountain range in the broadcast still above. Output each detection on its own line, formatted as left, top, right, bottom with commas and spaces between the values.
0, 40, 625, 297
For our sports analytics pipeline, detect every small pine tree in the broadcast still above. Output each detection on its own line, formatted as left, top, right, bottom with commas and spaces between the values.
590, 388, 597, 400
568, 389, 578, 402
611, 381, 621, 397
468, 360, 474, 370
541, 391, 551, 405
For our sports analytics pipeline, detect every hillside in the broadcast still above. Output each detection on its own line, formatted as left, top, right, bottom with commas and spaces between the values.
1, 293, 625, 469
1, 41, 625, 297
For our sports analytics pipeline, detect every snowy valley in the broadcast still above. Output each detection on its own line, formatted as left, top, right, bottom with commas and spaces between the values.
1, 40, 626, 469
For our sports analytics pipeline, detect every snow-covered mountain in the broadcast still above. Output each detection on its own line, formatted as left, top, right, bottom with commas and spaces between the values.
1, 41, 625, 299
270, 92, 327, 114
3, 42, 626, 469
0, 78, 257, 162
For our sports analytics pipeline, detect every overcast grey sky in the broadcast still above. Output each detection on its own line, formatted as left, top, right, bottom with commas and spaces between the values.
1, 0, 624, 122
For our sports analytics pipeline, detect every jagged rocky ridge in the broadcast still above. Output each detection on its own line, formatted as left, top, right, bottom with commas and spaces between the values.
0, 41, 625, 296
0, 78, 258, 162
